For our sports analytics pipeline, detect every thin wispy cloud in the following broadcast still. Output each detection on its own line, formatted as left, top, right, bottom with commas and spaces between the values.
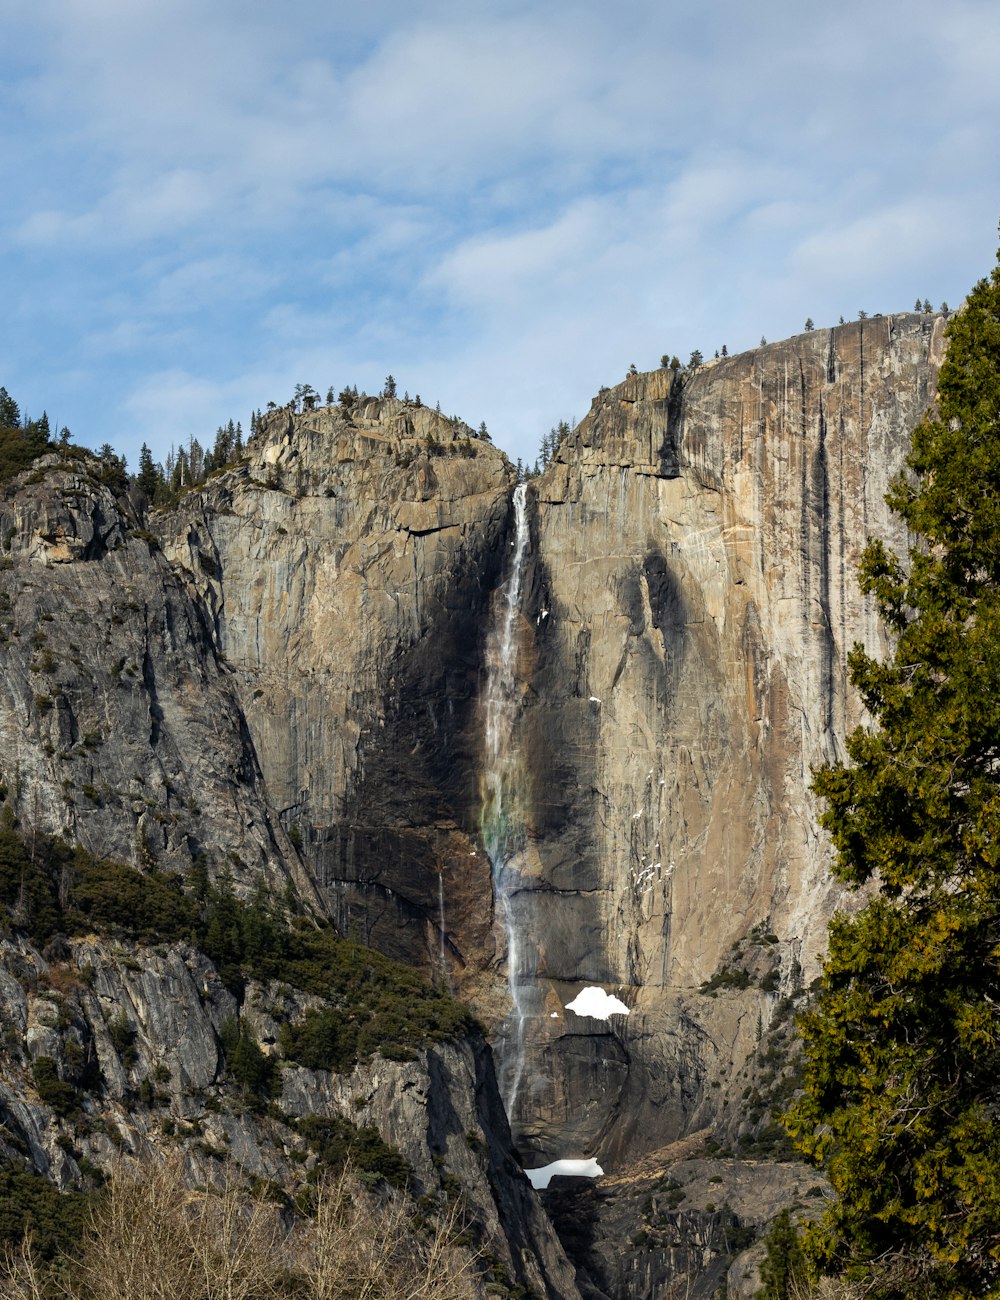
2, 0, 997, 466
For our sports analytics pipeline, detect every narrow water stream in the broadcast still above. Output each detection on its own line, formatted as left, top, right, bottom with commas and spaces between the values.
480, 482, 532, 1118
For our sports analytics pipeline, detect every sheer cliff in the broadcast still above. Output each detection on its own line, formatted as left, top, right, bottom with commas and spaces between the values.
0, 312, 948, 1299
0, 430, 579, 1300
159, 399, 514, 1007
151, 319, 946, 1172
503, 312, 947, 1164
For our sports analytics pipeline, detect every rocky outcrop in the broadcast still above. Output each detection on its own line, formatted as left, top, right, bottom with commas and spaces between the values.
542, 1146, 825, 1300
0, 454, 301, 896
0, 436, 578, 1296
0, 930, 581, 1299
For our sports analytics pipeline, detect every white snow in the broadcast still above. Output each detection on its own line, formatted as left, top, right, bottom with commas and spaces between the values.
589, 696, 601, 704
525, 1158, 604, 1190
549, 1011, 559, 1018
565, 986, 630, 1019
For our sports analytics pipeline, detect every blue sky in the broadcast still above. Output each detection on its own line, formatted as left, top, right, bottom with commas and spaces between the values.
2, 0, 998, 470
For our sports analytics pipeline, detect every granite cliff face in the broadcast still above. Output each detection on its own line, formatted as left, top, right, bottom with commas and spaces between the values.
0, 314, 948, 1298
155, 320, 947, 1174
498, 312, 946, 1165
0, 429, 579, 1299
159, 400, 513, 1003
0, 454, 302, 896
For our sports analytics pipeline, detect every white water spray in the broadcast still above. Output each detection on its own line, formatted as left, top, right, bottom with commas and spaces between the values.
437, 873, 449, 986
481, 483, 531, 1119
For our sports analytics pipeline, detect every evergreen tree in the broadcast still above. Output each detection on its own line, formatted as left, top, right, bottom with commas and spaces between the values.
0, 388, 19, 429
171, 446, 189, 493
188, 436, 204, 484
383, 374, 397, 398
96, 443, 127, 492
136, 444, 161, 501
212, 419, 238, 469
789, 244, 1000, 1296
757, 1210, 808, 1300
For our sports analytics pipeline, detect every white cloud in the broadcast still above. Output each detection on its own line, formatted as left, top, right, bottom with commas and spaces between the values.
2, 0, 998, 471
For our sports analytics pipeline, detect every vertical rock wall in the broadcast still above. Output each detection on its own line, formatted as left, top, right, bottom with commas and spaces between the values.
161, 401, 515, 997
507, 313, 946, 1162
154, 321, 947, 1173
0, 457, 295, 889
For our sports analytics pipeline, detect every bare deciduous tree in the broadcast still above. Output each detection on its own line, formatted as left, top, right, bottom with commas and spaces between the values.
1, 1156, 482, 1300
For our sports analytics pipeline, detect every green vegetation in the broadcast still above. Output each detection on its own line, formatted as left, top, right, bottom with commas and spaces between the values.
521, 419, 570, 480
0, 387, 55, 483
32, 1055, 81, 1117
0, 1163, 91, 1263
0, 827, 476, 1077
297, 1115, 412, 1190
699, 923, 785, 998
788, 244, 1000, 1295
757, 1209, 807, 1300
218, 1014, 276, 1098
0, 381, 249, 503
699, 963, 752, 995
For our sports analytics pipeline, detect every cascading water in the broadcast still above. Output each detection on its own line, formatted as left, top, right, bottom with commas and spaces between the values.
481, 482, 532, 1120
437, 872, 449, 988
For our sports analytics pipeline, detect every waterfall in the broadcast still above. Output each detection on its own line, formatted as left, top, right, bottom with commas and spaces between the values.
437, 872, 449, 987
481, 482, 531, 1120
